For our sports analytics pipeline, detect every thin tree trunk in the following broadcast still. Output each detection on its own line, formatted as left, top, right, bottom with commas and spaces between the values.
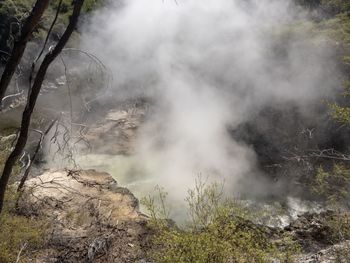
0, 0, 85, 214
17, 118, 57, 193
0, 0, 50, 109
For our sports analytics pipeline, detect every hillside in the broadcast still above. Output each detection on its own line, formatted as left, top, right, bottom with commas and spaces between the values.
1, 0, 350, 262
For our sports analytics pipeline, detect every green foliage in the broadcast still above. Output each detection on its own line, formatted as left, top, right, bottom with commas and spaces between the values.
329, 101, 350, 127
142, 180, 299, 263
307, 0, 350, 214
0, 0, 103, 59
185, 178, 224, 229
0, 130, 48, 262
0, 128, 21, 182
0, 0, 102, 22
83, 0, 103, 12
0, 187, 48, 263
316, 13, 350, 46
320, 0, 350, 14
325, 213, 350, 243
313, 165, 350, 208
295, 0, 350, 14
142, 186, 170, 222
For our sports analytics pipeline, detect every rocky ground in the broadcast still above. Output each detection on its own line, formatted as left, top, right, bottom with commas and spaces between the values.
287, 212, 350, 262
296, 241, 350, 263
84, 102, 147, 155
17, 169, 152, 263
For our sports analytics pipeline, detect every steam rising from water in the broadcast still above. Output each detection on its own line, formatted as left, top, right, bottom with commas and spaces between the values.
81, 0, 339, 203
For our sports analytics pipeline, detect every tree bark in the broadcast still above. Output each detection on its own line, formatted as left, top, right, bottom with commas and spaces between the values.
0, 0, 50, 109
17, 118, 57, 193
0, 0, 85, 214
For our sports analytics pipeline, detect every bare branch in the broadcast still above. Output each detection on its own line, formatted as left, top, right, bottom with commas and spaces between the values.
15, 242, 28, 263
17, 118, 58, 192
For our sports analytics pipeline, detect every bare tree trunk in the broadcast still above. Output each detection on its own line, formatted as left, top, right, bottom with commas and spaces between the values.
17, 118, 57, 193
0, 0, 85, 214
0, 0, 50, 108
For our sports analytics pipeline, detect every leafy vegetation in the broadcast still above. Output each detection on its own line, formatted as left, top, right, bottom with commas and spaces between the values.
0, 128, 20, 182
326, 213, 350, 243
142, 180, 300, 263
313, 165, 350, 208
0, 186, 48, 263
292, 0, 350, 211
0, 129, 47, 262
296, 0, 350, 15
0, 0, 103, 61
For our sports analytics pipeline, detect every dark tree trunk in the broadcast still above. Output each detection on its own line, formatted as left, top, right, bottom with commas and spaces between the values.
17, 118, 57, 193
0, 0, 50, 108
0, 0, 85, 214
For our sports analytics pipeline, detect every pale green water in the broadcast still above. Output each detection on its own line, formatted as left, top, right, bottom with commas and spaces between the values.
77, 154, 157, 199
77, 153, 189, 222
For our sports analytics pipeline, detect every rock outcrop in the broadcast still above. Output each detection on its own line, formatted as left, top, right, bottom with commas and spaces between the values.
285, 212, 350, 263
84, 102, 147, 155
18, 169, 151, 263
296, 241, 350, 263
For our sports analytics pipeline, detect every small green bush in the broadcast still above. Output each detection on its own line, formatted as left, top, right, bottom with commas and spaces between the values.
0, 128, 21, 183
142, 180, 299, 263
0, 187, 48, 263
0, 129, 48, 263
313, 165, 350, 209
312, 165, 350, 244
326, 213, 350, 243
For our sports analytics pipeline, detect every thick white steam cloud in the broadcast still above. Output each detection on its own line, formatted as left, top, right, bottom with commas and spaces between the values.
81, 0, 339, 204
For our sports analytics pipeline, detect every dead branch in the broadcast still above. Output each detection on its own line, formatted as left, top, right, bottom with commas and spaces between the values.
283, 148, 350, 163
60, 55, 73, 131
61, 48, 113, 108
17, 118, 58, 192
15, 242, 28, 263
1, 90, 24, 105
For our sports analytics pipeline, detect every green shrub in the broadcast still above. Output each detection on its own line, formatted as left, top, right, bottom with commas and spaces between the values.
0, 129, 48, 262
0, 0, 104, 58
142, 180, 299, 263
325, 213, 350, 243
0, 128, 21, 183
320, 0, 350, 15
313, 165, 350, 209
312, 164, 350, 246
0, 187, 48, 263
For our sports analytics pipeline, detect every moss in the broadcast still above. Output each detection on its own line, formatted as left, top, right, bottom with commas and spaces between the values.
0, 187, 48, 263
0, 129, 49, 262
